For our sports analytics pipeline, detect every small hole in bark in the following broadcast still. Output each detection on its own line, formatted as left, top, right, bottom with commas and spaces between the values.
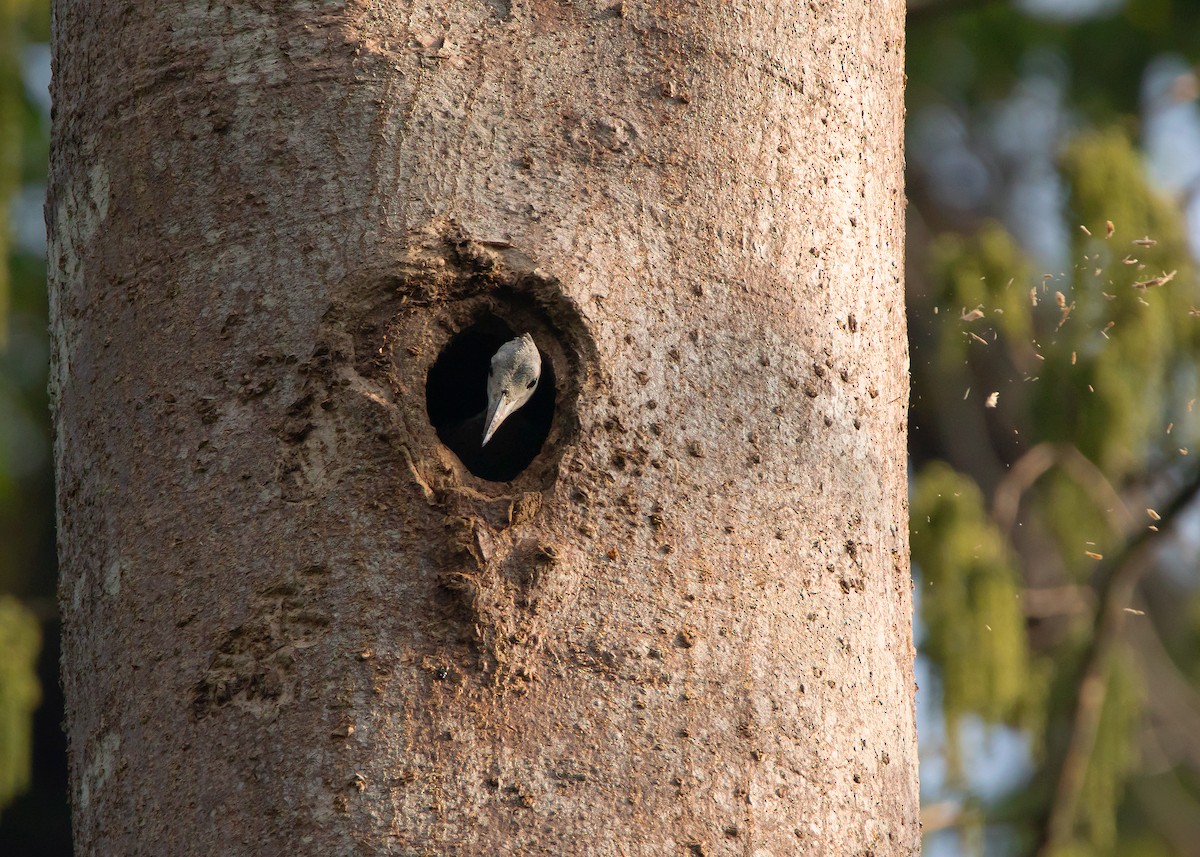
426, 317, 556, 481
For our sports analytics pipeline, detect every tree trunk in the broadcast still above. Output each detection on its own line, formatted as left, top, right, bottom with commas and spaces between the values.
49, 1, 914, 854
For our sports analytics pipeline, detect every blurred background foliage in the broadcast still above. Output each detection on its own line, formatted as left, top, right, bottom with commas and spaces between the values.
5, 0, 1200, 855
908, 0, 1200, 855
0, 0, 67, 853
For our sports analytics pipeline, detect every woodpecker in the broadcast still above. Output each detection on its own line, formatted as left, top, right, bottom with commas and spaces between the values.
482, 333, 541, 446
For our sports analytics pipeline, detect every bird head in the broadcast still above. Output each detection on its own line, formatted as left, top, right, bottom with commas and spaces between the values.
483, 333, 541, 446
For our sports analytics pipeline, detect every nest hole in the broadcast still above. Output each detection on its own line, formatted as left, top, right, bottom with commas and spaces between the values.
426, 318, 556, 482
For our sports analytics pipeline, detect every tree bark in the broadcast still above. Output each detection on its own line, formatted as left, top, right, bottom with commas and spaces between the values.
49, 1, 914, 854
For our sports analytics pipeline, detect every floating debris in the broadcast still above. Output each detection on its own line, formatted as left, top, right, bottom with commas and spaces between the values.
1133, 270, 1176, 290
1055, 291, 1073, 330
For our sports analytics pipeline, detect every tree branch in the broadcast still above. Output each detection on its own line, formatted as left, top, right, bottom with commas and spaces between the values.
993, 442, 1135, 535
1021, 585, 1093, 619
1032, 464, 1200, 855
1128, 607, 1200, 772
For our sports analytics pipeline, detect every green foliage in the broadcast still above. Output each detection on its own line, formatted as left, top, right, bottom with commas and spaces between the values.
909, 0, 1200, 119
0, 0, 48, 345
0, 0, 49, 344
0, 596, 40, 816
0, 0, 55, 833
912, 462, 1035, 740
1035, 650, 1144, 857
931, 222, 1037, 346
1032, 131, 1197, 478
910, 105, 1200, 853
910, 47, 1200, 857
1045, 841, 1096, 857
0, 0, 21, 341
1036, 472, 1117, 584
1078, 653, 1142, 851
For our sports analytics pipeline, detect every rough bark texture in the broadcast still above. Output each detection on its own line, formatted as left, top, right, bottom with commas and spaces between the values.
49, 1, 914, 854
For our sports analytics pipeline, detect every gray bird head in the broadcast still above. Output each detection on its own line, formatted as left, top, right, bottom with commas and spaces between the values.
483, 333, 541, 446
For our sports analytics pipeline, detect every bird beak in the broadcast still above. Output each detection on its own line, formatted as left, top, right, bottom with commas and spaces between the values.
482, 393, 517, 446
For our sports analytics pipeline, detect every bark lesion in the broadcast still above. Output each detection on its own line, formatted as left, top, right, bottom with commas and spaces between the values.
191, 564, 331, 720
434, 497, 564, 677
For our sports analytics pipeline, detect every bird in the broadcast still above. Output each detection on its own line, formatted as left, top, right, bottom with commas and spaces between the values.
434, 332, 549, 481
482, 333, 542, 446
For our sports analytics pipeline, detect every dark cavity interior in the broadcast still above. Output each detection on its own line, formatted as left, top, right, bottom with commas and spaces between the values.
426, 318, 556, 482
